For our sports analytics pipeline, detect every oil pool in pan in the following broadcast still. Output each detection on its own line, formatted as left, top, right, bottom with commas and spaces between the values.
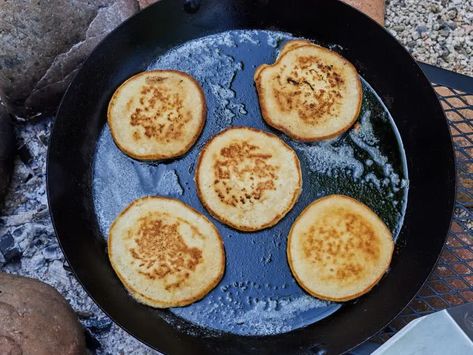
92, 30, 409, 336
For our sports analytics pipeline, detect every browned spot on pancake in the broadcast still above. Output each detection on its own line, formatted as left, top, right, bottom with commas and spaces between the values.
302, 208, 379, 286
129, 77, 192, 141
133, 131, 141, 141
272, 55, 345, 124
212, 141, 278, 207
129, 212, 203, 290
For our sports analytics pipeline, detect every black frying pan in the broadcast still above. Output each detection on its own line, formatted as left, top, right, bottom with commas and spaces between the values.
47, 0, 455, 353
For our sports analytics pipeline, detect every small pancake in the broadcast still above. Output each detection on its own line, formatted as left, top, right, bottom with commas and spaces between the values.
196, 127, 302, 231
254, 39, 315, 80
255, 44, 362, 142
108, 196, 225, 308
108, 70, 206, 160
287, 195, 393, 302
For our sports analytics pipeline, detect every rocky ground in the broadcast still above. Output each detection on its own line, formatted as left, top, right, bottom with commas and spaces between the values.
0, 120, 154, 354
385, 0, 472, 76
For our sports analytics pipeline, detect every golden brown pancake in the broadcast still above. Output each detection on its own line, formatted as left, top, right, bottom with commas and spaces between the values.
108, 70, 206, 160
108, 196, 225, 308
287, 195, 394, 302
196, 127, 302, 231
255, 44, 362, 142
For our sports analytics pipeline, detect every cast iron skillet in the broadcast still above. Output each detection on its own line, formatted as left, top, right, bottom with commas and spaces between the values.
47, 0, 455, 353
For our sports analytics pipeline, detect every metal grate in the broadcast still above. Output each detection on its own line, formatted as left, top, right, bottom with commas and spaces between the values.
371, 83, 473, 345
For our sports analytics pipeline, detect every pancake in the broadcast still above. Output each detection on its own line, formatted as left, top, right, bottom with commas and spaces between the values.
255, 44, 362, 142
254, 39, 315, 80
287, 195, 394, 302
108, 70, 206, 160
196, 127, 302, 231
108, 196, 225, 308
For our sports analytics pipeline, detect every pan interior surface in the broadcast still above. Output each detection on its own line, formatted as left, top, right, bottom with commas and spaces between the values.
92, 30, 408, 336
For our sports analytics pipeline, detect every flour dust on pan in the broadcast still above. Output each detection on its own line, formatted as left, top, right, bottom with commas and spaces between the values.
92, 30, 408, 336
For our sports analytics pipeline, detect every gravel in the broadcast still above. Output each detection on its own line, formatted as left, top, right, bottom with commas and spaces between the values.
385, 0, 473, 76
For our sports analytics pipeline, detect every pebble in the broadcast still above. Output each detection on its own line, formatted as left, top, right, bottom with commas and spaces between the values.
76, 310, 94, 319
429, 4, 440, 13
392, 25, 406, 32
415, 25, 429, 34
84, 318, 113, 334
41, 245, 61, 261
447, 8, 458, 20
439, 29, 450, 37
447, 22, 457, 30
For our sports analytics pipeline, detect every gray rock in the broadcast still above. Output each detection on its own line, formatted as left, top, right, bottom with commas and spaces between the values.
0, 0, 140, 120
42, 245, 62, 261
429, 3, 440, 13
84, 317, 113, 334
392, 25, 406, 32
454, 42, 464, 51
446, 8, 458, 20
439, 29, 451, 38
447, 22, 457, 30
0, 233, 21, 263
440, 47, 451, 59
0, 0, 109, 115
415, 25, 429, 34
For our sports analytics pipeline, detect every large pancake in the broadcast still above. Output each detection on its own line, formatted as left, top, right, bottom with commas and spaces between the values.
108, 70, 206, 160
287, 195, 394, 302
196, 127, 302, 231
255, 44, 362, 142
108, 196, 225, 308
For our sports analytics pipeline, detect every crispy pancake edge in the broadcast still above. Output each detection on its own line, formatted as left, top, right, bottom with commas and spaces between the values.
253, 39, 315, 81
